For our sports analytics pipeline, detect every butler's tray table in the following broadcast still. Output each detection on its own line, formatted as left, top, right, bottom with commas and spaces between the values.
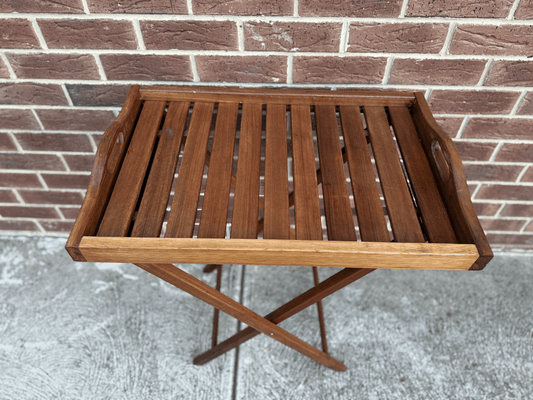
66, 86, 492, 371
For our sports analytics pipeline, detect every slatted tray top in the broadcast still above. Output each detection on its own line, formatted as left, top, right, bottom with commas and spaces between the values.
66, 86, 492, 271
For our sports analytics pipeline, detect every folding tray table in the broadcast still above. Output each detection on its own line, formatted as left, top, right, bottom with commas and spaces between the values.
66, 85, 492, 371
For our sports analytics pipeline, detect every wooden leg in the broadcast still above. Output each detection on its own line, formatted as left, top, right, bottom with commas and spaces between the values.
204, 264, 223, 347
135, 262, 346, 371
194, 267, 374, 366
312, 267, 328, 354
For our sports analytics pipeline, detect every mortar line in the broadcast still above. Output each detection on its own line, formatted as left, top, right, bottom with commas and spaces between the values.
508, 0, 522, 19
0, 105, 120, 111
29, 18, 49, 50
81, 0, 90, 14
294, 0, 299, 17
399, 0, 410, 17
510, 90, 527, 115
87, 133, 98, 153
92, 54, 108, 80
339, 21, 349, 53
455, 116, 470, 139
381, 56, 395, 85
60, 84, 75, 107
519, 219, 531, 232
287, 54, 294, 84
11, 189, 25, 204
0, 53, 17, 79
6, 132, 24, 152
439, 22, 457, 56
36, 173, 50, 190
55, 206, 67, 220
132, 19, 146, 50
0, 169, 90, 175
492, 203, 507, 218
476, 59, 494, 86
187, 0, 194, 15
470, 183, 482, 200
33, 219, 47, 233
56, 153, 71, 172
30, 109, 45, 130
425, 88, 432, 101
189, 55, 200, 82
237, 20, 245, 53
516, 165, 530, 183
488, 142, 505, 162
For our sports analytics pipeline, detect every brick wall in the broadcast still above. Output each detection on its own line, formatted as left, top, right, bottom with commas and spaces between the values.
0, 0, 532, 249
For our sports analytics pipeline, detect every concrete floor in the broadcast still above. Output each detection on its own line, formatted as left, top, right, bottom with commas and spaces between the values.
0, 235, 532, 400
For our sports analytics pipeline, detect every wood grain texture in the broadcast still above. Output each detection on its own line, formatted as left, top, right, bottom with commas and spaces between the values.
264, 104, 290, 240
198, 103, 239, 239
291, 104, 322, 241
165, 102, 214, 238
364, 106, 424, 243
231, 103, 262, 239
340, 106, 389, 243
131, 101, 189, 238
388, 106, 457, 244
98, 100, 166, 237
80, 237, 479, 270
140, 86, 415, 106
410, 92, 492, 269
134, 262, 346, 371
315, 105, 357, 241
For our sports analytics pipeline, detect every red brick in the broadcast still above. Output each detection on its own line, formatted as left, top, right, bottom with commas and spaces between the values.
485, 61, 533, 87
293, 56, 386, 84
18, 190, 83, 205
63, 154, 95, 171
0, 133, 16, 151
464, 164, 523, 181
300, 0, 402, 17
486, 233, 533, 246
0, 19, 40, 49
522, 167, 533, 182
0, 154, 65, 171
450, 25, 533, 56
0, 58, 10, 79
515, 0, 533, 19
244, 22, 341, 52
87, 0, 187, 13
494, 143, 533, 163
348, 23, 448, 54
100, 54, 192, 81
0, 220, 40, 232
473, 202, 501, 216
15, 133, 93, 152
0, 173, 42, 188
65, 84, 130, 107
462, 118, 533, 140
434, 117, 464, 137
406, 0, 513, 17
194, 0, 291, 15
476, 184, 533, 201
40, 220, 75, 232
0, 0, 84, 13
0, 83, 68, 106
500, 204, 533, 217
0, 110, 40, 130
60, 206, 80, 219
196, 56, 286, 84
453, 141, 497, 161
0, 205, 59, 219
39, 19, 137, 50
7, 54, 100, 80
36, 109, 115, 131
0, 190, 18, 203
428, 90, 520, 115
41, 173, 90, 189
142, 21, 237, 51
525, 222, 533, 232
389, 59, 486, 85
480, 218, 527, 231
517, 92, 533, 115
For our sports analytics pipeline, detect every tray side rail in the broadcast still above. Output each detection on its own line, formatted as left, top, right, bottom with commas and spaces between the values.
410, 92, 492, 270
65, 85, 143, 261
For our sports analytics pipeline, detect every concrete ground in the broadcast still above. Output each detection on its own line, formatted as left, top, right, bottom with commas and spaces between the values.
0, 235, 532, 400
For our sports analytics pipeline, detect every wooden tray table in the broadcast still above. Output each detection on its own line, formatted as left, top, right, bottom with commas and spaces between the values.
66, 85, 492, 371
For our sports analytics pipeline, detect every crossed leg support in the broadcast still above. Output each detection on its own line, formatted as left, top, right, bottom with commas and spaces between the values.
134, 262, 373, 371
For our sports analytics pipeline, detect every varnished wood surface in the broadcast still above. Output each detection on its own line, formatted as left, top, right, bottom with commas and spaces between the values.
80, 237, 479, 270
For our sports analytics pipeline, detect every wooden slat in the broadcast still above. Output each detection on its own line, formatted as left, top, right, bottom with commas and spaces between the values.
131, 101, 189, 238
140, 86, 416, 107
98, 100, 166, 237
80, 237, 480, 271
291, 104, 322, 241
364, 106, 425, 243
389, 106, 457, 244
340, 106, 390, 243
198, 103, 239, 239
165, 102, 214, 238
231, 103, 262, 239
264, 104, 290, 239
315, 105, 356, 241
